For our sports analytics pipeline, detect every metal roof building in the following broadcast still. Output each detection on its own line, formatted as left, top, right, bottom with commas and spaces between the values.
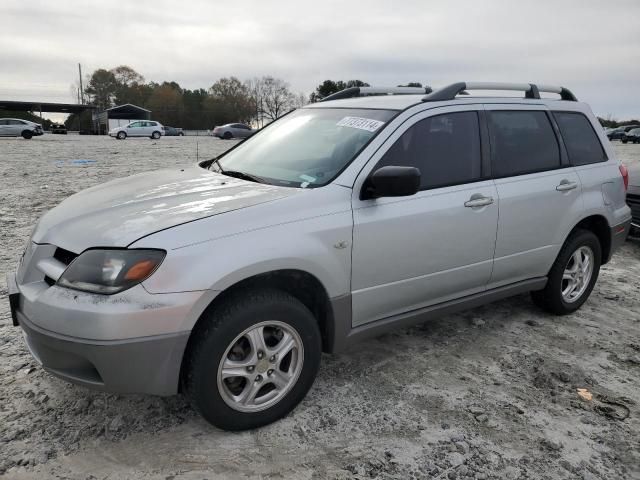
95, 104, 151, 134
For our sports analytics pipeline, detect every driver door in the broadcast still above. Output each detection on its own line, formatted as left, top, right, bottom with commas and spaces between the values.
350, 106, 499, 327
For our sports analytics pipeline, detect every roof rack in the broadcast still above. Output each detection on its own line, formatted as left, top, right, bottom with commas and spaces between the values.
422, 82, 578, 102
321, 86, 433, 102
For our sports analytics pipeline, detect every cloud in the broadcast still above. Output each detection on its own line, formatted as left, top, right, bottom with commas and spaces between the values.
1, 0, 639, 118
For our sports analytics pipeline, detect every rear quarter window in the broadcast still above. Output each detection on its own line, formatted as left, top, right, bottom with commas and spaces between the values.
553, 112, 607, 166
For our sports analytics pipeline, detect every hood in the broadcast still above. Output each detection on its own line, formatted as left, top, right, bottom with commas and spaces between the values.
33, 166, 298, 252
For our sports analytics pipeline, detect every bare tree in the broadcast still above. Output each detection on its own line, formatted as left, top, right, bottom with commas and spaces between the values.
261, 77, 294, 121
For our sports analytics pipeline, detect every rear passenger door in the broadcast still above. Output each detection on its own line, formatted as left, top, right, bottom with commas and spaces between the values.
351, 107, 499, 326
486, 106, 583, 288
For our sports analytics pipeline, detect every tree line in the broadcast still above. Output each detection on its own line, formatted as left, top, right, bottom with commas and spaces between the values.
54, 68, 640, 131
66, 65, 384, 131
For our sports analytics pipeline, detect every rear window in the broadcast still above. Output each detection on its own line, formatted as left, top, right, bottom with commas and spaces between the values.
554, 112, 606, 166
488, 111, 561, 177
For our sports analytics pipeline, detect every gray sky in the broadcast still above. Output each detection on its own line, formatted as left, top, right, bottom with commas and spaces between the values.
1, 0, 639, 119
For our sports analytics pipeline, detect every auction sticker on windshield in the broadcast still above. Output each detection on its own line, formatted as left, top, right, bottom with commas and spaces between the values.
336, 116, 385, 132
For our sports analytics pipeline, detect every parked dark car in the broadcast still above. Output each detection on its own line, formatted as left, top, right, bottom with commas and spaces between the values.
621, 127, 640, 144
628, 164, 640, 235
51, 124, 67, 134
608, 124, 640, 141
162, 126, 184, 136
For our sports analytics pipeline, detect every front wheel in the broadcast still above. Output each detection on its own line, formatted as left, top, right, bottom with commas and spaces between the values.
622, 139, 628, 144
151, 131, 161, 139
116, 131, 127, 140
531, 229, 601, 315
183, 289, 321, 430
21, 130, 33, 139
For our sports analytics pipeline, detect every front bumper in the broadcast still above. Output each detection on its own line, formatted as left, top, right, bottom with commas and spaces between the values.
17, 311, 189, 395
7, 271, 202, 396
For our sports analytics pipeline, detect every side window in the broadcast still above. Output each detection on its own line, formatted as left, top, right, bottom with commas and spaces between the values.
554, 112, 607, 166
0, 120, 7, 125
129, 122, 140, 128
488, 111, 561, 177
377, 111, 482, 190
149, 122, 157, 127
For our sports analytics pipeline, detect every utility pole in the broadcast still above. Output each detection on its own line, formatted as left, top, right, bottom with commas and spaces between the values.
78, 63, 84, 104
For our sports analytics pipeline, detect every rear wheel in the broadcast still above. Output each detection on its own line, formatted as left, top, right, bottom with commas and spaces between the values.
151, 131, 161, 139
116, 131, 127, 140
183, 289, 321, 430
223, 131, 233, 140
531, 229, 601, 315
21, 130, 33, 139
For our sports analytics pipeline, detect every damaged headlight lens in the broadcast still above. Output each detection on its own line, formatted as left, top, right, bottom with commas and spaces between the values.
57, 249, 166, 294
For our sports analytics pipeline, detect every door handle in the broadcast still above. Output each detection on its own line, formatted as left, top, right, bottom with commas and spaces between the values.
464, 196, 494, 208
556, 181, 578, 192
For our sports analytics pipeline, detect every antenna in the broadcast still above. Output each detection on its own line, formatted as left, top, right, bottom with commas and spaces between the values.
196, 140, 199, 162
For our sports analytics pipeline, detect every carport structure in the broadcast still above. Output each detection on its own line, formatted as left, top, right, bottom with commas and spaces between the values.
0, 100, 96, 132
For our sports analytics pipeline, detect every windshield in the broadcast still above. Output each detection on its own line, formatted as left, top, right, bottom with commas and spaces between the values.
211, 108, 396, 188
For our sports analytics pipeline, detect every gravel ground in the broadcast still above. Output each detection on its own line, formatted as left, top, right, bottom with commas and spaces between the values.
1, 135, 639, 480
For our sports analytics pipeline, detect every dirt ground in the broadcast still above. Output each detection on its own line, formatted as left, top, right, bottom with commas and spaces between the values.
1, 135, 639, 480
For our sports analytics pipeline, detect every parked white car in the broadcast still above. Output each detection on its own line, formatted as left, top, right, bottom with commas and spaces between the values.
109, 120, 164, 139
212, 123, 255, 139
0, 118, 43, 139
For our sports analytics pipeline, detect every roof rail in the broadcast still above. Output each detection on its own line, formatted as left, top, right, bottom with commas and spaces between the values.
321, 86, 433, 102
422, 82, 578, 102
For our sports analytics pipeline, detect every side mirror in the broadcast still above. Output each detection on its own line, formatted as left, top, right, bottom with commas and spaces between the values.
361, 165, 421, 200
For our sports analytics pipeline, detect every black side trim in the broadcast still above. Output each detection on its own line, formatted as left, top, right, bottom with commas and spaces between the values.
330, 277, 547, 353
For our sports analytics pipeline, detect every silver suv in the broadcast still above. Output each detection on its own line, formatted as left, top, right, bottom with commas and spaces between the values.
7, 82, 632, 430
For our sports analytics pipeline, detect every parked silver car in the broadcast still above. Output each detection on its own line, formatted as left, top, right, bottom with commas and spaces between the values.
212, 123, 254, 139
109, 120, 164, 139
0, 118, 43, 139
7, 82, 632, 431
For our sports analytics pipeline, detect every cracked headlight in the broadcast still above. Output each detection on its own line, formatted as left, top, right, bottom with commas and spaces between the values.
57, 249, 165, 294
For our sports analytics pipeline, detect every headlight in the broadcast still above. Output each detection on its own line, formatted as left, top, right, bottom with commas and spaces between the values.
57, 249, 165, 294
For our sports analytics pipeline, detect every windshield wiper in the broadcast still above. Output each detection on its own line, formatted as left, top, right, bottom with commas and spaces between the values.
220, 169, 267, 184
209, 157, 266, 184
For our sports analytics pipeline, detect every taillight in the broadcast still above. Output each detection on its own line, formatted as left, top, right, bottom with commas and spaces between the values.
620, 164, 629, 191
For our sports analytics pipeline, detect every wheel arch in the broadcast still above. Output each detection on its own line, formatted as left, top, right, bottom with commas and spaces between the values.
179, 269, 337, 391
567, 214, 611, 263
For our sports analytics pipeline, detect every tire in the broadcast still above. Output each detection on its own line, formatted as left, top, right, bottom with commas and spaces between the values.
622, 139, 628, 144
116, 131, 127, 140
178, 132, 184, 136
183, 289, 321, 431
531, 229, 601, 315
151, 131, 161, 139
223, 131, 233, 140
21, 130, 33, 139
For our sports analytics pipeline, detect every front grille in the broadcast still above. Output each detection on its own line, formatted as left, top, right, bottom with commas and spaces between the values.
53, 247, 78, 266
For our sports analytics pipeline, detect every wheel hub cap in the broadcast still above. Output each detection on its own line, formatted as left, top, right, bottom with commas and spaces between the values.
561, 246, 594, 303
217, 321, 304, 413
